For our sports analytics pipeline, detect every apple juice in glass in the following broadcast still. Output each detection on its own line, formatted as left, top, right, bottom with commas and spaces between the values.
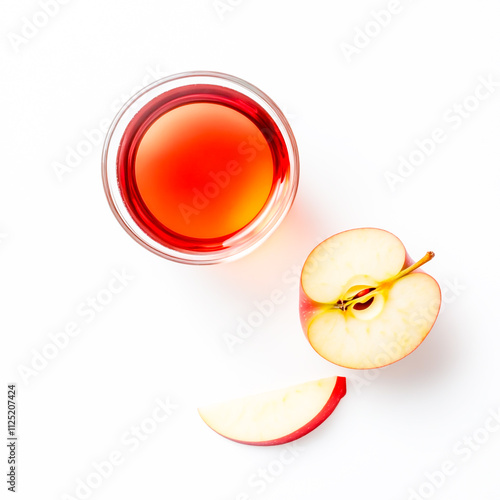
102, 72, 299, 264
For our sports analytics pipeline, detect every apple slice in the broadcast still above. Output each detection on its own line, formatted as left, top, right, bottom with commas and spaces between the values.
198, 376, 346, 446
300, 228, 441, 369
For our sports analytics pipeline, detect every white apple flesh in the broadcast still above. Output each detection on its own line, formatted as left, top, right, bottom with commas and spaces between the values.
198, 376, 346, 446
300, 228, 441, 369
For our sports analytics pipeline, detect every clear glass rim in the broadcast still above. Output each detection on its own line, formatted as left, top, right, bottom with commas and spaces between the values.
102, 71, 300, 265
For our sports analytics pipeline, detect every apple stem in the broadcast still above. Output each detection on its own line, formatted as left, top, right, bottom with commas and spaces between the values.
383, 251, 435, 284
336, 251, 435, 311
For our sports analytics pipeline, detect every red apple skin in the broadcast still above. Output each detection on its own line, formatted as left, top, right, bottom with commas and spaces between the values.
299, 285, 329, 334
299, 228, 442, 369
207, 377, 347, 446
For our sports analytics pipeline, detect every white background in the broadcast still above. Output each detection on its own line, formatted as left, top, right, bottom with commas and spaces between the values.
2, 0, 500, 499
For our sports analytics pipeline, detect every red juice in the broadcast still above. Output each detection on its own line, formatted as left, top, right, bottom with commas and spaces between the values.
116, 85, 290, 252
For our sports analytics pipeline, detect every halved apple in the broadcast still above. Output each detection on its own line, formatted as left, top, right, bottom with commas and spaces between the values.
300, 228, 441, 369
198, 376, 346, 446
